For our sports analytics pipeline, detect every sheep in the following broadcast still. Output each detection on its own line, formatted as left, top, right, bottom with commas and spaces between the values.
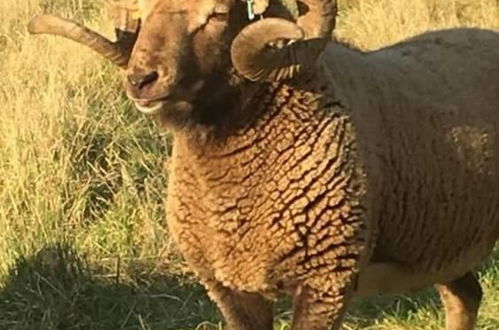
28, 0, 499, 329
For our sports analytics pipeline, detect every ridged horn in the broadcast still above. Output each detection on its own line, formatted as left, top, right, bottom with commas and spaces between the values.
231, 18, 327, 82
28, 14, 131, 69
297, 0, 337, 38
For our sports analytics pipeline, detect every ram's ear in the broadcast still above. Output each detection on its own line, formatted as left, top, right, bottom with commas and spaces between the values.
265, 0, 299, 20
253, 0, 270, 15
253, 1, 336, 38
296, 0, 337, 38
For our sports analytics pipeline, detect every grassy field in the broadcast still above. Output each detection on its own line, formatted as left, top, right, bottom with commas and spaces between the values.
0, 0, 498, 329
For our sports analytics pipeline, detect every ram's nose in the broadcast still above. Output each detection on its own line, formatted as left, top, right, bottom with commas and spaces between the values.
126, 70, 159, 93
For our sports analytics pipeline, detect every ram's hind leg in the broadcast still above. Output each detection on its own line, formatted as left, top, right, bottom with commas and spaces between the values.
435, 272, 483, 330
202, 279, 274, 330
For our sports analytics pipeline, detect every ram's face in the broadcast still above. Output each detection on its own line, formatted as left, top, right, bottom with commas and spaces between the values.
126, 0, 246, 117
28, 0, 337, 125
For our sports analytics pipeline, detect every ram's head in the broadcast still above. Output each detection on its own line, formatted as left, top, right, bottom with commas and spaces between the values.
29, 0, 336, 125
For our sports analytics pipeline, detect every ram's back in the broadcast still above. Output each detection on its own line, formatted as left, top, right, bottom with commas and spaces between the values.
325, 27, 499, 282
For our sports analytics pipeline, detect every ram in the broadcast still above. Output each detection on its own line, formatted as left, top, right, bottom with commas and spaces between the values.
28, 0, 499, 329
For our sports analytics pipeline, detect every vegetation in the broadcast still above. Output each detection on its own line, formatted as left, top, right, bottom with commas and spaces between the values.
0, 0, 497, 329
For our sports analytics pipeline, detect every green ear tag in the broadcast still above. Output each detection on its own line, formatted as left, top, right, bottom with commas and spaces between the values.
246, 0, 255, 20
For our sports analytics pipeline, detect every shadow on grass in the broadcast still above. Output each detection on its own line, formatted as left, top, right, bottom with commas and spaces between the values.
345, 289, 441, 329
0, 243, 220, 330
1, 244, 496, 330
273, 289, 441, 330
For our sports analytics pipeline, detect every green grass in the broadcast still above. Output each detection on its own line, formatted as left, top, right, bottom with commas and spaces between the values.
0, 244, 220, 330
0, 0, 498, 329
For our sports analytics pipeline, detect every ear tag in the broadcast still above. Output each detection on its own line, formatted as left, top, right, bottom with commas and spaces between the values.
246, 0, 256, 20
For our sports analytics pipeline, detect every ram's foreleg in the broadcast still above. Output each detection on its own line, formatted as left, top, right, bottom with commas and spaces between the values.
290, 279, 354, 330
435, 272, 483, 330
202, 279, 274, 330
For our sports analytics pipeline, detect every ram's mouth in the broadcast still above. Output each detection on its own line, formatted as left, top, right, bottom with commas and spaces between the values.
132, 96, 195, 116
133, 99, 165, 115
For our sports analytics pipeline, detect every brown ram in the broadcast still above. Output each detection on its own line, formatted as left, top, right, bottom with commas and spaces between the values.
28, 0, 499, 329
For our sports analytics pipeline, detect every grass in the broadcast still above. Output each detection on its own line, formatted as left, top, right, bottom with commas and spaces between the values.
0, 0, 497, 329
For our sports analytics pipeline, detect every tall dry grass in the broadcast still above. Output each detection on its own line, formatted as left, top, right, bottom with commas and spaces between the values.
337, 0, 498, 49
0, 0, 497, 329
0, 0, 172, 280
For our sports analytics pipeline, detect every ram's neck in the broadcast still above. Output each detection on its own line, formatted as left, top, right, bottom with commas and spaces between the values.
172, 80, 325, 156
168, 76, 359, 207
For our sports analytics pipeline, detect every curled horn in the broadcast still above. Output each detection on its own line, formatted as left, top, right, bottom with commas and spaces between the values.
27, 1, 140, 69
231, 18, 327, 82
231, 1, 336, 81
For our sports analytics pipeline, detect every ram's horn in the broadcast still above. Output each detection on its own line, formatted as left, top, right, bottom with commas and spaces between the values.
231, 18, 326, 81
109, 0, 140, 47
28, 14, 130, 68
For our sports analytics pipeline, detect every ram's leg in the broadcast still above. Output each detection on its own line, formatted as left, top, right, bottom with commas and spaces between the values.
435, 272, 483, 330
290, 283, 352, 330
202, 279, 274, 330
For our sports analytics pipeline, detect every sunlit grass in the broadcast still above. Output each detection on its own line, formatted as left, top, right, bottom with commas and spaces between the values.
0, 0, 497, 329
336, 0, 498, 49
